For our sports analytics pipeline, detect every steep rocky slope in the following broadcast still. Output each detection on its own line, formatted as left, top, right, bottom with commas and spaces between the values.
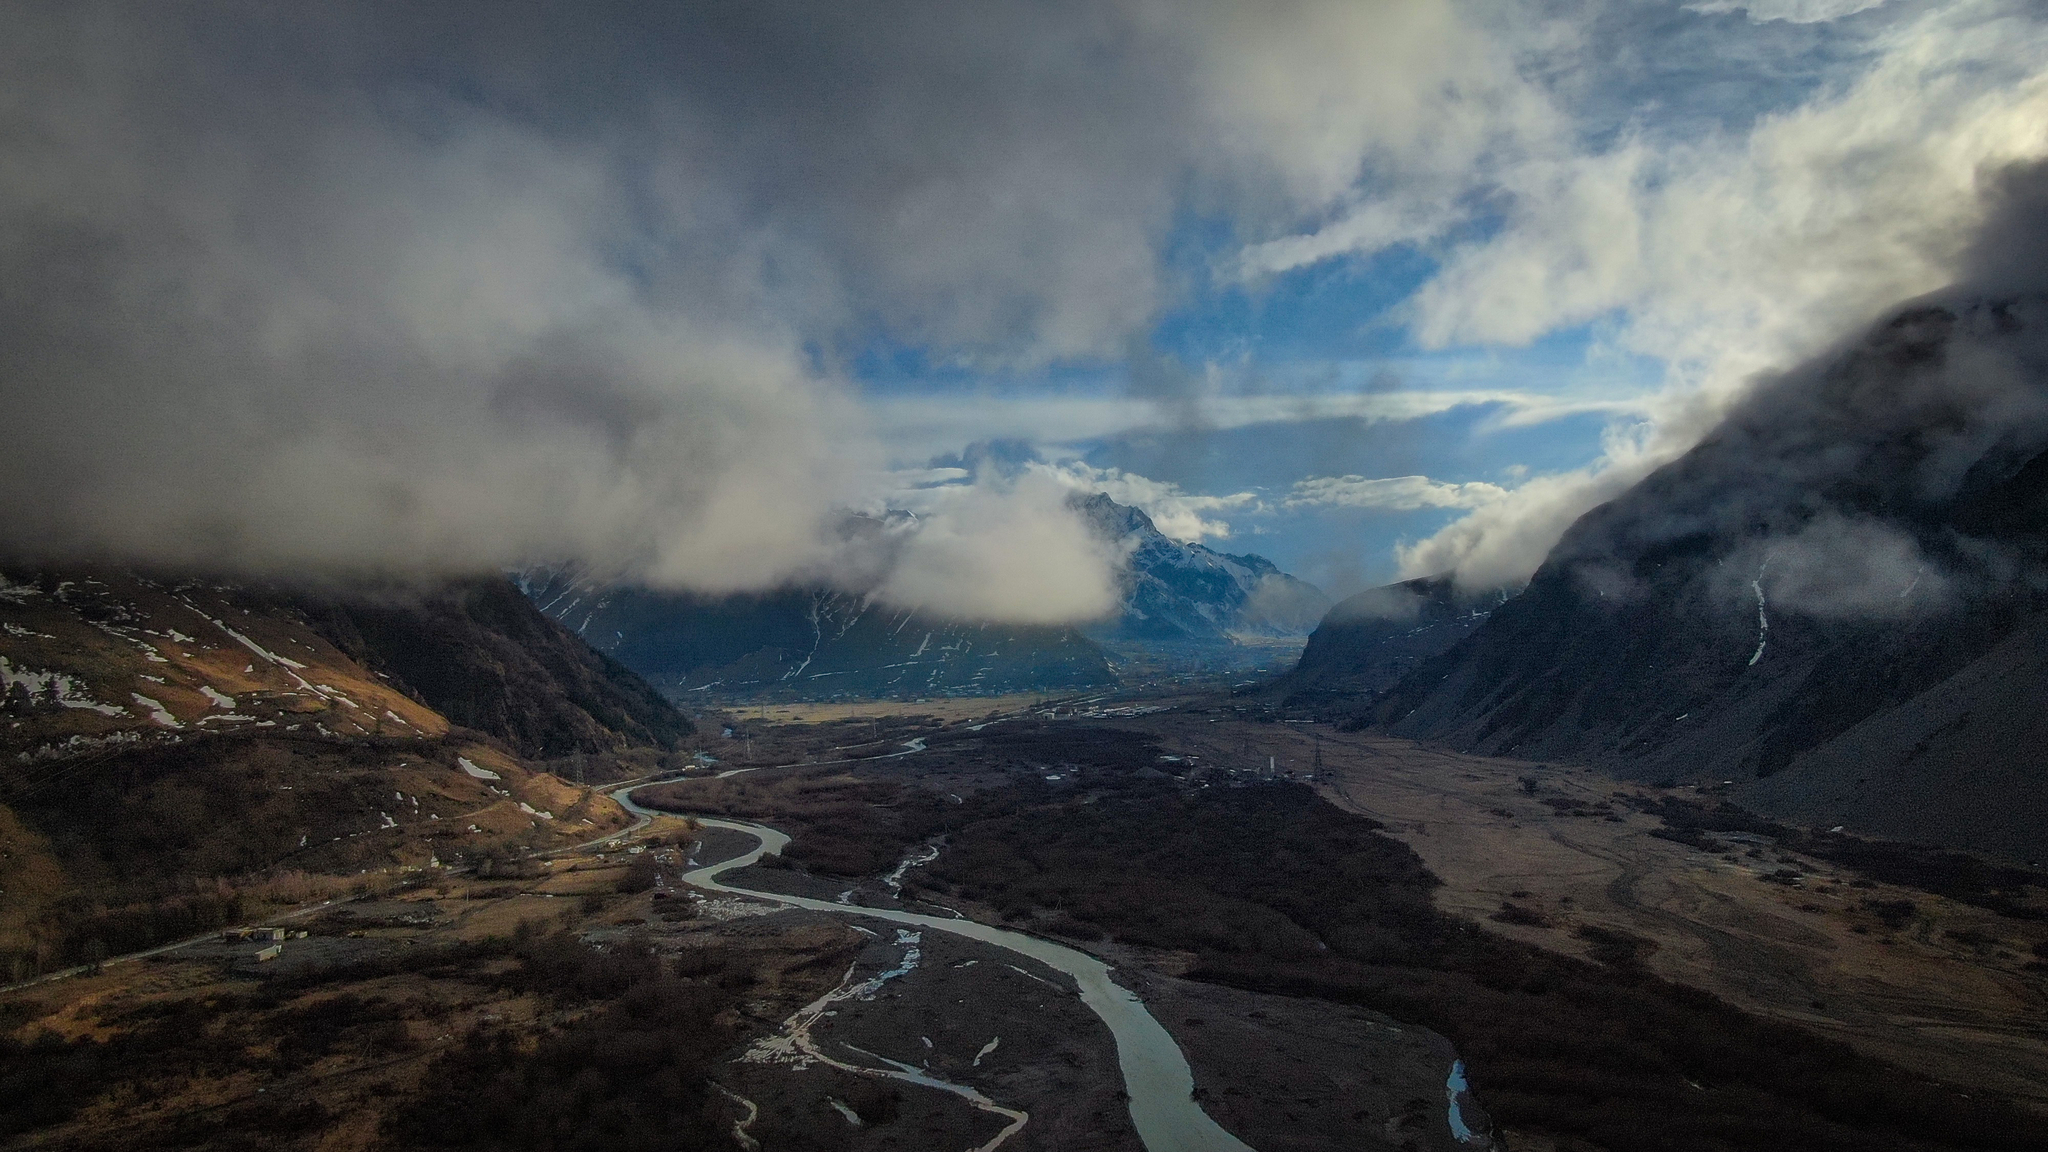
1269, 576, 1503, 712
297, 577, 692, 756
0, 570, 690, 762
1, 569, 449, 758
1361, 296, 2048, 860
1070, 493, 1330, 645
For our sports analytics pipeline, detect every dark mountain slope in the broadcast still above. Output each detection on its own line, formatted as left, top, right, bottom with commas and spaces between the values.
1270, 575, 1503, 712
297, 577, 693, 756
1365, 295, 2048, 859
0, 567, 650, 979
1736, 606, 2048, 859
512, 494, 1329, 700
515, 571, 1115, 699
0, 566, 690, 761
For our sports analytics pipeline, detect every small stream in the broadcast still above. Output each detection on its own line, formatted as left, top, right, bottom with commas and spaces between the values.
739, 928, 1029, 1151
614, 787, 1256, 1152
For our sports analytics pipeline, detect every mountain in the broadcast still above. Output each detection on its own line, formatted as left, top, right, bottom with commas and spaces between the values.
294, 577, 692, 757
0, 567, 682, 979
514, 570, 1116, 699
2, 568, 449, 760
1354, 295, 2048, 860
511, 495, 1329, 699
1068, 493, 1330, 645
1267, 575, 1503, 712
0, 569, 689, 761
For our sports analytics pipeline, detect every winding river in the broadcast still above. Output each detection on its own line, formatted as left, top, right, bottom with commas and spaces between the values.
610, 786, 1256, 1152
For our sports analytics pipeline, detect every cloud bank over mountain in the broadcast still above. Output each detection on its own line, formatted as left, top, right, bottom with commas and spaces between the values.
3, 1, 2044, 614
1380, 1, 2048, 588
0, 0, 1561, 618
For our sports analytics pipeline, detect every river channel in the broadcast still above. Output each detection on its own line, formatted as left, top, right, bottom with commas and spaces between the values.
611, 786, 1257, 1152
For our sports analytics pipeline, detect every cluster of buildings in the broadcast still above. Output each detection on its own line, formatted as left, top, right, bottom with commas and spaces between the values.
221, 925, 309, 961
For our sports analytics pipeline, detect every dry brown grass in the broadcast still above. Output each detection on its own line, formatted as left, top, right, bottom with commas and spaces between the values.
1123, 714, 2048, 1112
729, 691, 1052, 726
0, 809, 850, 1152
0, 571, 448, 757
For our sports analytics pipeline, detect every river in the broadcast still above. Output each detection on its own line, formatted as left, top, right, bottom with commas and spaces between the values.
611, 786, 1256, 1152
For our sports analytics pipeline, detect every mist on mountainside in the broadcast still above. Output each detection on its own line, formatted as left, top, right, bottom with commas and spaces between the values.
1067, 493, 1331, 646
1323, 160, 2048, 859
0, 3, 1220, 625
1525, 158, 2048, 624
510, 493, 1329, 701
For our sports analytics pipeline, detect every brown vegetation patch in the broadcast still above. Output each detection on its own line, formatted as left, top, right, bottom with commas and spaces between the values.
909, 732, 2046, 1152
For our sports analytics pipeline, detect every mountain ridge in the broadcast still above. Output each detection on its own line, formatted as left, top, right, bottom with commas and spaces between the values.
1068, 492, 1330, 646
0, 566, 679, 979
514, 570, 1118, 699
1341, 294, 2048, 860
1265, 574, 1503, 712
514, 493, 1330, 699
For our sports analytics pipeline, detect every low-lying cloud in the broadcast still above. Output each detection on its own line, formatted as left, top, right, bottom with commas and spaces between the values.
7, 1, 2046, 621
0, 0, 1579, 620
1333, 0, 2048, 590
874, 473, 1125, 624
1533, 174, 2048, 622
1029, 463, 1258, 544
1286, 475, 1508, 513
1737, 516, 1953, 619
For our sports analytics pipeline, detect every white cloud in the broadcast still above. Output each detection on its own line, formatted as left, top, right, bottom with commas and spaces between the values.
883, 466, 974, 489
1286, 475, 1508, 512
871, 472, 1123, 623
1030, 462, 1258, 542
1234, 194, 1466, 281
868, 386, 1652, 464
1687, 0, 1891, 24
0, 0, 1582, 612
1410, 2, 2048, 387
1749, 514, 1950, 618
1251, 0, 2048, 589
1181, 0, 1566, 219
9, 0, 2048, 615
1395, 460, 1650, 589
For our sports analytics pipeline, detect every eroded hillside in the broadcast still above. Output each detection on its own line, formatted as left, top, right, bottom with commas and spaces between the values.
0, 569, 683, 983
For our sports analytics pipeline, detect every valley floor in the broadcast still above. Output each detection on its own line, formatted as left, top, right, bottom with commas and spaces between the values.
1116, 716, 2048, 1115
8, 695, 2048, 1151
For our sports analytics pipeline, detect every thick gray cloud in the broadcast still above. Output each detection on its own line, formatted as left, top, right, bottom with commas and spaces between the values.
0, 0, 1554, 619
10, 0, 2040, 617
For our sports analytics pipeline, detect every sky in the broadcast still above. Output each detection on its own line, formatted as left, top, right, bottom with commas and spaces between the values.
2, 0, 2046, 619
